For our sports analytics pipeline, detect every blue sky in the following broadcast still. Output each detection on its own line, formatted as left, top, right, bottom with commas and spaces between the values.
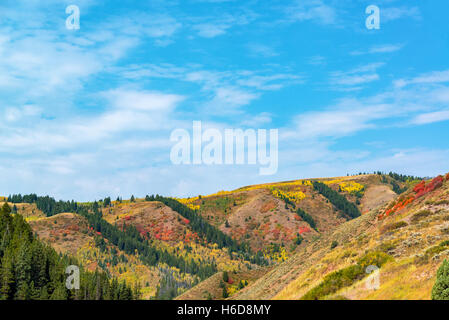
0, 0, 449, 201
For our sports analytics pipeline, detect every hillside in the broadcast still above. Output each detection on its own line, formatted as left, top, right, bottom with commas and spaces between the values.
27, 212, 160, 299
2, 172, 423, 300
180, 174, 400, 253
230, 173, 449, 300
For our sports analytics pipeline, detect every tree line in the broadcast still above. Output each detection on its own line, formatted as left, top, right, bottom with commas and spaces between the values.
7, 194, 78, 217
296, 208, 317, 230
312, 181, 361, 220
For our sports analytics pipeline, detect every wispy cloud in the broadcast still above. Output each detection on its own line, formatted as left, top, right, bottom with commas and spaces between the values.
247, 44, 279, 58
329, 63, 384, 90
351, 44, 404, 56
382, 6, 421, 22
191, 13, 255, 38
287, 0, 337, 25
394, 70, 449, 88
411, 110, 449, 125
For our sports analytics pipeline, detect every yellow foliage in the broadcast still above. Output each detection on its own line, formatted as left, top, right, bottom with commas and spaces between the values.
263, 245, 289, 263
270, 188, 306, 203
339, 181, 365, 194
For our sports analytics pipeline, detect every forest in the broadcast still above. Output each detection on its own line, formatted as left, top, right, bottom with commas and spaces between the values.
312, 181, 361, 219
0, 203, 137, 300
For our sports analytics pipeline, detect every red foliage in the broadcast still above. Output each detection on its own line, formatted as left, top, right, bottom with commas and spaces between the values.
298, 226, 311, 234
227, 278, 234, 285
379, 176, 445, 220
415, 176, 444, 198
96, 231, 102, 236
413, 181, 426, 193
183, 218, 190, 224
446, 173, 449, 181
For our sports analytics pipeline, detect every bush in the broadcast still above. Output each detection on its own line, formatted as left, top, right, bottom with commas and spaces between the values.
330, 241, 338, 249
223, 271, 229, 283
301, 265, 364, 300
432, 259, 449, 300
381, 221, 408, 233
301, 251, 392, 300
411, 210, 432, 223
357, 251, 392, 269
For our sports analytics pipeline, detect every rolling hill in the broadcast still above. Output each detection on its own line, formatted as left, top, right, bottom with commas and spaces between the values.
3, 171, 440, 300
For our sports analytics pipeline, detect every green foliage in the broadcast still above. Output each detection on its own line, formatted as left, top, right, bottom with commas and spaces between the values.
330, 241, 338, 250
223, 271, 229, 283
154, 267, 197, 300
312, 181, 361, 220
301, 251, 392, 300
432, 259, 449, 300
0, 203, 136, 300
222, 286, 228, 298
295, 233, 303, 245
296, 208, 316, 230
8, 194, 78, 217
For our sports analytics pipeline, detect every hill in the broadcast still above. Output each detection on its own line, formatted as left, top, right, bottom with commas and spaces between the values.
230, 173, 449, 300
2, 172, 426, 300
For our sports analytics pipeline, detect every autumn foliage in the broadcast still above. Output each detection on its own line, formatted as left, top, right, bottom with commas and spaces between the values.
379, 176, 446, 220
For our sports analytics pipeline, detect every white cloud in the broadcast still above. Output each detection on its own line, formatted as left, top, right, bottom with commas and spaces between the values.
191, 13, 254, 38
247, 44, 279, 58
411, 110, 449, 125
104, 89, 185, 112
4, 105, 42, 122
240, 112, 272, 127
382, 6, 421, 22
193, 23, 230, 38
351, 44, 403, 56
291, 101, 393, 140
330, 63, 384, 90
394, 70, 449, 88
288, 0, 337, 25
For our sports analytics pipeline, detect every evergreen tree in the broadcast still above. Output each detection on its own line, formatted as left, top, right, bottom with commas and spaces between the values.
432, 259, 449, 300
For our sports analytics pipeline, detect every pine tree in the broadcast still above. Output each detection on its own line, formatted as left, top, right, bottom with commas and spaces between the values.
0, 249, 15, 300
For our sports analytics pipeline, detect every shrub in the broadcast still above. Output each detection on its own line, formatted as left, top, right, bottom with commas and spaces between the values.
381, 221, 408, 233
330, 241, 338, 250
411, 210, 432, 223
301, 264, 364, 300
223, 271, 229, 283
357, 251, 392, 269
301, 251, 392, 300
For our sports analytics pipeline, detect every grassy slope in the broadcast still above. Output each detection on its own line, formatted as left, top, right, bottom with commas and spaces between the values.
234, 174, 449, 300
186, 174, 397, 252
